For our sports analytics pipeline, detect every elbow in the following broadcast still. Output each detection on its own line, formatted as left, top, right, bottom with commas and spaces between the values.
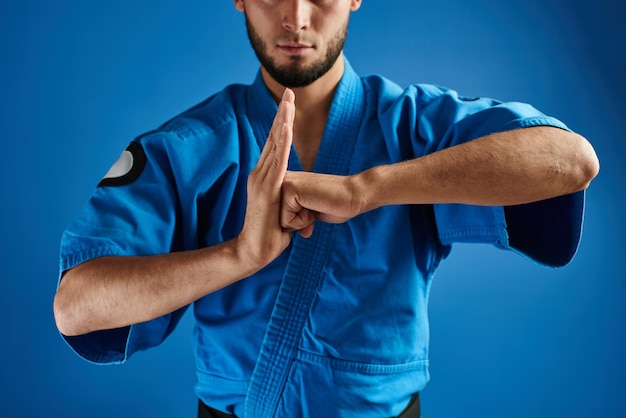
569, 133, 600, 192
53, 287, 78, 337
53, 274, 90, 337
551, 132, 599, 194
53, 292, 71, 336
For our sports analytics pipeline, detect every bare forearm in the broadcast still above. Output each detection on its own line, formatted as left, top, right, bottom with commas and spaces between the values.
54, 238, 256, 336
55, 90, 298, 337
358, 126, 599, 210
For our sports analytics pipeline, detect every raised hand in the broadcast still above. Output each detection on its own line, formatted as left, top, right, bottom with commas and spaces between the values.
236, 88, 296, 269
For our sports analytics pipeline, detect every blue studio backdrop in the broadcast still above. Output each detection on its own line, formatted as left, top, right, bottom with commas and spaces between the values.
1, 0, 624, 417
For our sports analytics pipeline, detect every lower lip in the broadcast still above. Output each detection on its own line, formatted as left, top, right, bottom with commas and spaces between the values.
279, 46, 312, 55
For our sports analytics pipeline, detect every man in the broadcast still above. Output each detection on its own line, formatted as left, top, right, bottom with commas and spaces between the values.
53, 1, 599, 417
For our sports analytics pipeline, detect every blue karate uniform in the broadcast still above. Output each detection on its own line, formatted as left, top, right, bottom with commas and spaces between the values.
59, 59, 584, 417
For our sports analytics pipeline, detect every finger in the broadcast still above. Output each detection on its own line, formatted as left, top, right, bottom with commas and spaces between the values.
256, 90, 295, 181
256, 100, 284, 167
280, 191, 317, 231
282, 88, 296, 125
278, 89, 295, 141
282, 209, 317, 234
274, 121, 293, 178
298, 223, 315, 238
259, 89, 295, 161
279, 89, 295, 145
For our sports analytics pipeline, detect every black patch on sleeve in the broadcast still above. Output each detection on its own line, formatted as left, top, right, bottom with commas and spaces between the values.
98, 142, 147, 187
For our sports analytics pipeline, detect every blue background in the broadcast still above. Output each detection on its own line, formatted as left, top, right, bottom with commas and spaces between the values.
1, 0, 624, 416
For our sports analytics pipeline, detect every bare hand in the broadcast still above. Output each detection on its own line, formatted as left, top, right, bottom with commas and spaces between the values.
237, 89, 296, 268
280, 171, 365, 238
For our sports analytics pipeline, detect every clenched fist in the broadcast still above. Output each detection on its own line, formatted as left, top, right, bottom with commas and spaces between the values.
280, 171, 368, 238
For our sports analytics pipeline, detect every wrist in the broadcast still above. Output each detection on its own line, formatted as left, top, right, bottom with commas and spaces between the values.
351, 167, 382, 214
231, 231, 285, 276
226, 237, 264, 278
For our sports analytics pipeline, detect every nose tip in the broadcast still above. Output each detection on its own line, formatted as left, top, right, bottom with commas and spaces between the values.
282, 1, 310, 32
282, 17, 308, 33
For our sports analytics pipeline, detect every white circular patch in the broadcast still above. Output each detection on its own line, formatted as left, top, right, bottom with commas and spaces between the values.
102, 150, 134, 180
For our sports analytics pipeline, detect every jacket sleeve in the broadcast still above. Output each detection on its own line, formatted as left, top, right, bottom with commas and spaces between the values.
382, 83, 584, 267
58, 132, 190, 364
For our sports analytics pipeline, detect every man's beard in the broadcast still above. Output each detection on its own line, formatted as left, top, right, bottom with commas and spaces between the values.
245, 14, 348, 88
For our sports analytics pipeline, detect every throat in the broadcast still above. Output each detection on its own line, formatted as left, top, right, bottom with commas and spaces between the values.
290, 89, 334, 172
293, 111, 327, 171
293, 133, 322, 172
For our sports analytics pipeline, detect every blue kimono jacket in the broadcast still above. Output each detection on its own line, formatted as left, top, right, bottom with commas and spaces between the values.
59, 59, 584, 417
